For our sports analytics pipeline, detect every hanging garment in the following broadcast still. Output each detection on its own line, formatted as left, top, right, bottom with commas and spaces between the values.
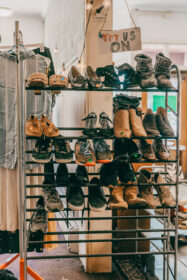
33, 47, 55, 77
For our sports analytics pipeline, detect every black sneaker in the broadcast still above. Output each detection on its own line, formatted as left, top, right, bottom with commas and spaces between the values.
32, 138, 52, 163
94, 139, 113, 163
96, 65, 121, 88
126, 139, 142, 161
100, 162, 118, 186
54, 136, 73, 163
56, 163, 70, 186
99, 112, 113, 137
116, 162, 136, 183
66, 175, 85, 211
82, 112, 97, 137
30, 197, 48, 233
114, 139, 129, 162
85, 66, 102, 89
68, 66, 87, 88
75, 165, 89, 185
89, 177, 107, 212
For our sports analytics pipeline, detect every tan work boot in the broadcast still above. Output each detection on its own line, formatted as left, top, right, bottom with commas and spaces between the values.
138, 170, 161, 209
40, 115, 60, 137
154, 173, 175, 207
26, 115, 43, 137
124, 184, 147, 208
113, 109, 131, 138
108, 186, 128, 209
129, 107, 147, 137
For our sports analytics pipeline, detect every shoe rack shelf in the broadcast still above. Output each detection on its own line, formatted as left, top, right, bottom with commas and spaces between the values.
22, 64, 181, 280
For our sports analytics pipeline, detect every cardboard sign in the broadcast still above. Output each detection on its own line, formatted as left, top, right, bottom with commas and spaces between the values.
99, 27, 142, 54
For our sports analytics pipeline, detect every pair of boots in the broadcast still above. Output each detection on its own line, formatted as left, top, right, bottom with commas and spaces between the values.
135, 53, 172, 89
138, 169, 175, 208
114, 106, 147, 138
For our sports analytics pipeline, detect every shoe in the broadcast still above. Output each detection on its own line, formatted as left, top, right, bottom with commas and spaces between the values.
134, 54, 157, 88
30, 197, 48, 233
108, 186, 128, 209
26, 115, 43, 137
40, 115, 60, 137
82, 112, 97, 137
126, 139, 142, 161
56, 163, 70, 186
75, 165, 89, 185
49, 74, 69, 88
32, 138, 52, 163
129, 107, 147, 137
137, 139, 156, 160
143, 109, 160, 136
75, 139, 96, 166
154, 173, 175, 207
27, 72, 48, 88
66, 175, 85, 211
142, 255, 159, 280
114, 139, 129, 162
42, 180, 64, 212
155, 53, 172, 89
100, 162, 118, 187
116, 63, 139, 88
68, 66, 87, 88
85, 66, 102, 88
54, 136, 73, 163
94, 139, 113, 163
89, 177, 107, 212
124, 185, 147, 208
99, 112, 113, 137
113, 93, 142, 108
0, 269, 18, 280
113, 109, 131, 138
156, 107, 174, 136
96, 65, 121, 88
153, 138, 170, 160
138, 170, 161, 209
116, 162, 136, 183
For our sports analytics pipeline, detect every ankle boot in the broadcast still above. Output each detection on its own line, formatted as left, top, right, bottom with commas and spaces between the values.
154, 173, 175, 207
138, 170, 161, 209
143, 109, 160, 136
155, 53, 172, 89
113, 109, 131, 138
129, 107, 147, 137
142, 255, 159, 280
124, 185, 147, 208
108, 186, 128, 209
156, 107, 174, 136
134, 54, 157, 88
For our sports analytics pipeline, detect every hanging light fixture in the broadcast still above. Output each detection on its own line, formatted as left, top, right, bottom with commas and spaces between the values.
103, 0, 111, 8
0, 7, 12, 17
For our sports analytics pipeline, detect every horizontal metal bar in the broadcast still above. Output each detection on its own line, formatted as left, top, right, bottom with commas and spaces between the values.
26, 195, 110, 199
27, 251, 175, 260
28, 237, 167, 245
26, 136, 178, 140
26, 172, 169, 177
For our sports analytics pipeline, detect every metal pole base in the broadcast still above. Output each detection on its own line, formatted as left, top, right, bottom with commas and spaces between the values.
19, 258, 44, 280
0, 254, 20, 269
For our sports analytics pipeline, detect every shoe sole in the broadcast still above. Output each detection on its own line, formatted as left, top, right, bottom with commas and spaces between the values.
31, 155, 52, 164
89, 203, 107, 212
26, 132, 43, 137
55, 158, 73, 163
75, 160, 96, 167
45, 204, 64, 212
30, 224, 47, 233
68, 202, 85, 211
97, 159, 113, 164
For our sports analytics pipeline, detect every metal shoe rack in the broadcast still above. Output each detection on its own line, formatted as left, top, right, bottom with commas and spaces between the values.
14, 22, 181, 280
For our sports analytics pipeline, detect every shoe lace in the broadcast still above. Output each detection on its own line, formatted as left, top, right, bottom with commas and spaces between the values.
99, 112, 112, 129
95, 140, 110, 153
82, 112, 97, 129
80, 142, 91, 156
35, 139, 51, 153
156, 140, 167, 152
56, 139, 70, 153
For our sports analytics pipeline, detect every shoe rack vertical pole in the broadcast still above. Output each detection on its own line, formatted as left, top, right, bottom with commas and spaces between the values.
15, 21, 27, 280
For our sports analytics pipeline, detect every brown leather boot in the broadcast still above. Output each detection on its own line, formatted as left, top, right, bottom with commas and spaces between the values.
124, 184, 147, 208
108, 186, 128, 209
154, 173, 175, 207
40, 115, 60, 137
26, 115, 43, 137
113, 109, 131, 138
129, 107, 147, 137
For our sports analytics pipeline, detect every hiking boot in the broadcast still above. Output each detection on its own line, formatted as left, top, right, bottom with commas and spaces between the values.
100, 162, 118, 186
96, 65, 121, 88
75, 139, 96, 166
142, 255, 160, 280
30, 197, 48, 233
56, 163, 70, 186
32, 138, 52, 163
126, 139, 142, 161
153, 138, 170, 160
156, 107, 174, 136
143, 109, 160, 136
137, 139, 156, 160
40, 115, 59, 137
94, 139, 113, 163
116, 63, 138, 88
114, 109, 131, 138
99, 112, 113, 137
85, 66, 102, 88
54, 136, 73, 163
113, 93, 142, 108
134, 54, 157, 88
124, 185, 147, 208
42, 180, 64, 212
114, 139, 129, 162
155, 53, 172, 89
68, 66, 87, 88
108, 186, 128, 209
26, 115, 43, 137
129, 107, 147, 137
75, 165, 89, 185
66, 175, 85, 211
82, 112, 97, 137
154, 173, 175, 207
138, 170, 161, 209
27, 72, 48, 88
116, 162, 136, 183
89, 177, 107, 212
